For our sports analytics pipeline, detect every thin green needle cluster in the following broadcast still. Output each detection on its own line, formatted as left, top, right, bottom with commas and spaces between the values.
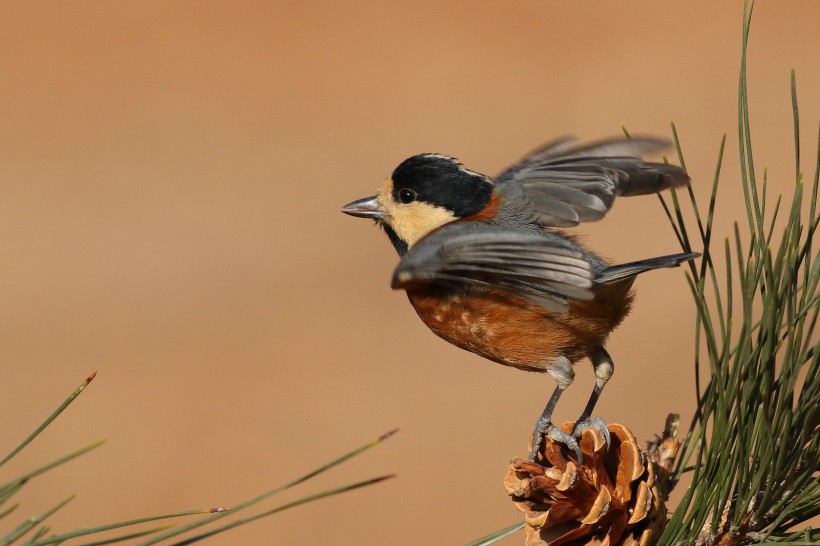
657, 2, 819, 544
0, 373, 395, 546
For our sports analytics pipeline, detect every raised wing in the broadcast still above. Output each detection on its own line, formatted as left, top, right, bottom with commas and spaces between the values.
496, 136, 690, 228
391, 223, 595, 312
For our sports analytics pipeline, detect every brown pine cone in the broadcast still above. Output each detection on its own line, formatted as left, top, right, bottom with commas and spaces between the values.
504, 423, 666, 546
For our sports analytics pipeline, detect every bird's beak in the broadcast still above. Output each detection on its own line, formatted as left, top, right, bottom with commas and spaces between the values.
341, 195, 385, 220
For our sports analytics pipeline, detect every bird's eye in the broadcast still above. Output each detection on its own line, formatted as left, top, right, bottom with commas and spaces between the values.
398, 188, 417, 204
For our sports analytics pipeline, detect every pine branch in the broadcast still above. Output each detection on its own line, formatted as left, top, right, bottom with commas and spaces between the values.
657, 1, 819, 544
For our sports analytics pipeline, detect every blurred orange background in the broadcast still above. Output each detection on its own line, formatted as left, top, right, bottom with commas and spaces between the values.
1, 2, 818, 544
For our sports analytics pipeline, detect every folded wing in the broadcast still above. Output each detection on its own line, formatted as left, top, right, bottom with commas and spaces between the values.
391, 223, 595, 312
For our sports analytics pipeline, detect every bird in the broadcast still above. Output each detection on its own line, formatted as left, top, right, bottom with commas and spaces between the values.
341, 135, 698, 462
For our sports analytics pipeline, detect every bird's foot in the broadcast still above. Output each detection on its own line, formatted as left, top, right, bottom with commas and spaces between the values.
572, 416, 611, 449
529, 419, 582, 463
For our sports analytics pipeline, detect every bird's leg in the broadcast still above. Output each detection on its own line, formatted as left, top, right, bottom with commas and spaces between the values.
572, 346, 613, 448
529, 356, 582, 462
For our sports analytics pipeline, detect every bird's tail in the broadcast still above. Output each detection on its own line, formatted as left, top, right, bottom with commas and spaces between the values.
597, 252, 700, 283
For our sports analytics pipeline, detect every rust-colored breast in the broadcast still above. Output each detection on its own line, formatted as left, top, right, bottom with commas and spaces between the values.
405, 281, 634, 372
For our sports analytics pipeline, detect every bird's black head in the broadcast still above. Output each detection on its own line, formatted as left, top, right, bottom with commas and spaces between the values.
390, 154, 494, 218
340, 153, 494, 255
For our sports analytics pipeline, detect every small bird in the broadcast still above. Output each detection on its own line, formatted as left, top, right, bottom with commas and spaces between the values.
341, 136, 697, 461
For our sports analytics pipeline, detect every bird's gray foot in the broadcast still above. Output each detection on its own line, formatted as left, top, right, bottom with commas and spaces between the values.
572, 416, 611, 448
529, 417, 582, 463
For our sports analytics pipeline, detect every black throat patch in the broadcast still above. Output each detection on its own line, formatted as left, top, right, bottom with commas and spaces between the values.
382, 223, 409, 256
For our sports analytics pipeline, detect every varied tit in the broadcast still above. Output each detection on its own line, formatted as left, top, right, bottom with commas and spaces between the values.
342, 136, 698, 462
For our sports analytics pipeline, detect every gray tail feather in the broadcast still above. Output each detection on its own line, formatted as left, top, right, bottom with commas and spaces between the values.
597, 252, 700, 283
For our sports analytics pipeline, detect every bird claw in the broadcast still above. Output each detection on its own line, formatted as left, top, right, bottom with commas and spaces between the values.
529, 421, 583, 463
572, 416, 611, 449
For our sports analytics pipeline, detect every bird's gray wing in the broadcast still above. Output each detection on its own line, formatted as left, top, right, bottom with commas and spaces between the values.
391, 223, 595, 312
495, 136, 690, 228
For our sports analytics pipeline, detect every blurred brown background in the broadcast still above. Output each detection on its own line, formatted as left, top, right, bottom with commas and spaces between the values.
1, 1, 818, 544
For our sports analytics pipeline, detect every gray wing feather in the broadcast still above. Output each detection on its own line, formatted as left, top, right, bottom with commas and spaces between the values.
513, 135, 581, 161
495, 136, 690, 228
499, 136, 671, 174
553, 137, 671, 159
392, 223, 595, 312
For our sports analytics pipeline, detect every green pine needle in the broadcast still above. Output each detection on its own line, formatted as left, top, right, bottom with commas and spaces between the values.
73, 526, 175, 546
464, 522, 525, 546
135, 429, 398, 545
23, 510, 218, 546
168, 474, 396, 546
0, 439, 107, 498
0, 372, 97, 469
0, 496, 74, 546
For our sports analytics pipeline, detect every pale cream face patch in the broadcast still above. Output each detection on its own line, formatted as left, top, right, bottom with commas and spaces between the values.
377, 178, 456, 248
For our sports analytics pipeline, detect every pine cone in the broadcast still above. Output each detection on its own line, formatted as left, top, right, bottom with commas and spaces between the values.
504, 423, 666, 546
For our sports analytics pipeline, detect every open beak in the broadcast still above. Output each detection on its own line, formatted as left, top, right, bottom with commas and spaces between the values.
341, 195, 385, 220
